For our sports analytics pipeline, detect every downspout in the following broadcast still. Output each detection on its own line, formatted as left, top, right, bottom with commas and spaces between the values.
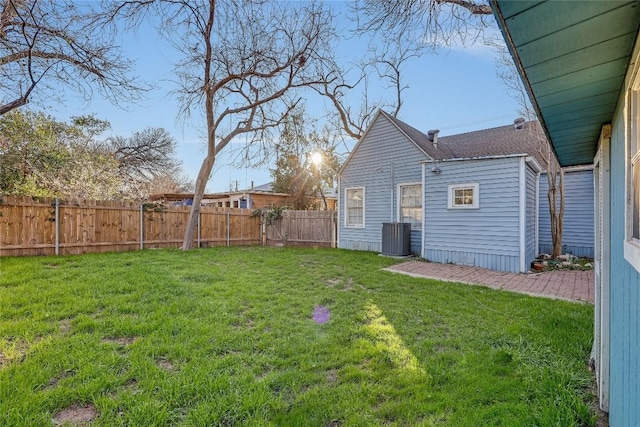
390, 163, 394, 221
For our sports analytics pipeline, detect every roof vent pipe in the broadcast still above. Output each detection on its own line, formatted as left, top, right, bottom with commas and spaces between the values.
427, 129, 440, 148
514, 117, 525, 130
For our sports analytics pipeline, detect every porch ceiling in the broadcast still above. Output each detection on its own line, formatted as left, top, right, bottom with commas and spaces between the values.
492, 0, 640, 166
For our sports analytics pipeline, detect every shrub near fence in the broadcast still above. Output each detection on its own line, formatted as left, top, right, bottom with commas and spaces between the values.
0, 196, 260, 256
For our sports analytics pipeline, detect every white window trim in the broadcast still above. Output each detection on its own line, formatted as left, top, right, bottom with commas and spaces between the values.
397, 182, 422, 230
447, 183, 479, 209
344, 186, 365, 228
625, 74, 640, 272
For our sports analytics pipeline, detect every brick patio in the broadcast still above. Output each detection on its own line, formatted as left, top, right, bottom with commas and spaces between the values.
384, 261, 594, 304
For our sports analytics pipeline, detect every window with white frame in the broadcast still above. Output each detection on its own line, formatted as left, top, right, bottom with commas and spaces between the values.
399, 184, 422, 229
625, 83, 640, 272
631, 90, 640, 240
345, 187, 364, 227
448, 183, 479, 209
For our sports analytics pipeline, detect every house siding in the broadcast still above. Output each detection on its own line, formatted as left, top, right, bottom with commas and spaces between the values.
538, 169, 594, 258
525, 162, 538, 269
608, 93, 640, 427
338, 115, 427, 254
422, 156, 524, 272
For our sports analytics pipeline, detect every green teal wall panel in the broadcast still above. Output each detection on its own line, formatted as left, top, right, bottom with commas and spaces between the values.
608, 99, 640, 426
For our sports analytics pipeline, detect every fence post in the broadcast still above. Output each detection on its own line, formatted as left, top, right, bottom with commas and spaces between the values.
332, 210, 337, 248
226, 210, 230, 246
139, 204, 144, 250
197, 210, 201, 248
261, 212, 266, 246
54, 198, 60, 255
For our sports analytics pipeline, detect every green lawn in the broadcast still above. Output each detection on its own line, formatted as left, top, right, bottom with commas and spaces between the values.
0, 247, 596, 426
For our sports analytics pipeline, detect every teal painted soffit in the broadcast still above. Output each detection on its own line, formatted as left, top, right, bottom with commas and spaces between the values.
491, 0, 640, 166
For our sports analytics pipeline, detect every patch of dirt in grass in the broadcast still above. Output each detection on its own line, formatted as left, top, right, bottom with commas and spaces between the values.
326, 369, 338, 385
156, 357, 175, 371
52, 402, 99, 426
326, 278, 341, 287
59, 319, 73, 334
101, 336, 137, 346
327, 277, 368, 292
46, 370, 75, 389
125, 378, 139, 393
326, 420, 343, 427
0, 351, 4, 368
233, 318, 254, 330
256, 367, 274, 381
90, 308, 104, 319
434, 344, 449, 353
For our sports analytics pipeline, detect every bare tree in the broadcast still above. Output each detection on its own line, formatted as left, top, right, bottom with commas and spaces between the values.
108, 128, 179, 184
0, 0, 145, 116
318, 0, 492, 140
105, 127, 190, 200
352, 0, 492, 52
108, 0, 335, 249
316, 38, 420, 139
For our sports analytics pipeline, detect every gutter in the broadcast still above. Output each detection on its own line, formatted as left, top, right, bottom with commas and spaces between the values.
421, 153, 529, 163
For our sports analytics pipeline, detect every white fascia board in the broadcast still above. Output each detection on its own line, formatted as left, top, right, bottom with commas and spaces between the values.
421, 153, 527, 163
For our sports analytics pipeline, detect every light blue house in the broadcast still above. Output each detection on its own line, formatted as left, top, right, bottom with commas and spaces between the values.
337, 110, 543, 273
491, 0, 640, 423
539, 167, 595, 258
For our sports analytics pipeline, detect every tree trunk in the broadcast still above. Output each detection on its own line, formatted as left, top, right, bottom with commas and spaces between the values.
547, 165, 565, 258
319, 187, 328, 210
181, 152, 215, 250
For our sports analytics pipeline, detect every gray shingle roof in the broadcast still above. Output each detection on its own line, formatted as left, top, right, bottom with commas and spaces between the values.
380, 110, 548, 168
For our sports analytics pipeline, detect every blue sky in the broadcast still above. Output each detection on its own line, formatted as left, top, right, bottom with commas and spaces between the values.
49, 2, 519, 193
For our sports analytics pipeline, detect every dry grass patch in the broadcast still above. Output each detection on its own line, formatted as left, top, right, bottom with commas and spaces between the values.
156, 357, 175, 372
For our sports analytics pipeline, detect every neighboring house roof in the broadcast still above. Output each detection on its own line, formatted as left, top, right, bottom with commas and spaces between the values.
250, 182, 273, 192
379, 110, 548, 168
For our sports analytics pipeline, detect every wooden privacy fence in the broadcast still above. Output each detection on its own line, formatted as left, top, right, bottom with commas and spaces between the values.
0, 196, 260, 256
264, 210, 337, 248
